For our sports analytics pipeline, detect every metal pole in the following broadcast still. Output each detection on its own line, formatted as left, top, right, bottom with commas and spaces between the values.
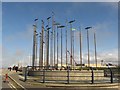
57, 26, 59, 69
66, 20, 68, 67
73, 31, 74, 70
54, 21, 56, 67
79, 27, 82, 68
35, 33, 38, 67
50, 31, 53, 66
32, 25, 37, 70
54, 23, 60, 69
58, 25, 65, 70
39, 33, 41, 69
50, 12, 54, 67
94, 30, 97, 68
46, 17, 51, 68
69, 20, 75, 69
42, 21, 44, 67
70, 23, 73, 68
39, 20, 44, 68
61, 28, 62, 69
87, 30, 90, 67
85, 27, 92, 67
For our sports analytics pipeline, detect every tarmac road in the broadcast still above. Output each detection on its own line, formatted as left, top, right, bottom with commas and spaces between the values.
1, 75, 13, 90
1, 69, 119, 90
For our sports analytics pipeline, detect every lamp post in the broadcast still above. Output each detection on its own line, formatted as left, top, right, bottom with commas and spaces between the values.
32, 18, 38, 70
50, 12, 54, 67
54, 22, 60, 69
46, 27, 51, 69
53, 21, 56, 67
94, 29, 97, 68
71, 28, 75, 70
69, 20, 75, 68
65, 20, 68, 67
58, 25, 65, 69
39, 32, 42, 69
46, 17, 51, 68
32, 24, 37, 70
79, 26, 82, 68
35, 32, 38, 67
39, 20, 44, 69
85, 27, 92, 67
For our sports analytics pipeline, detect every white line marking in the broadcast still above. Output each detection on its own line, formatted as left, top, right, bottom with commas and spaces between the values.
9, 75, 26, 90
8, 83, 13, 89
9, 82, 17, 90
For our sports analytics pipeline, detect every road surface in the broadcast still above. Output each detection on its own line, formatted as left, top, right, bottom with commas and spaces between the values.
1, 69, 119, 90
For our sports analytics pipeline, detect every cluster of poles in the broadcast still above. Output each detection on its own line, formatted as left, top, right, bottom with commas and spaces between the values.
32, 12, 97, 70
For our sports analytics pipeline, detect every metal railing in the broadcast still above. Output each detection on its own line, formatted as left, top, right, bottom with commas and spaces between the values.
23, 66, 118, 84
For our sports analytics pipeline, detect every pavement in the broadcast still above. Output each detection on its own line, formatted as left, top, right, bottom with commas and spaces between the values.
1, 69, 120, 90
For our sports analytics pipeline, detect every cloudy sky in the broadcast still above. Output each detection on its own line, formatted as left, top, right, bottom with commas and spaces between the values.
1, 2, 118, 68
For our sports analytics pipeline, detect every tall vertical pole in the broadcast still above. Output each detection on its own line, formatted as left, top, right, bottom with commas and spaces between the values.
61, 28, 62, 69
54, 23, 60, 69
54, 21, 56, 67
50, 31, 53, 66
85, 27, 92, 67
32, 24, 37, 70
58, 25, 65, 70
50, 12, 54, 67
57, 26, 59, 68
35, 33, 38, 67
66, 20, 68, 67
70, 23, 73, 68
39, 33, 42, 68
79, 27, 82, 68
44, 31, 46, 66
73, 31, 74, 70
69, 20, 75, 69
39, 20, 44, 68
46, 17, 51, 68
87, 30, 90, 67
94, 30, 97, 68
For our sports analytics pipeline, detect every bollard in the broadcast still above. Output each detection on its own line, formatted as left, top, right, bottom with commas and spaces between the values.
24, 67, 27, 82
110, 68, 113, 83
43, 69, 45, 83
90, 67, 94, 84
67, 68, 70, 84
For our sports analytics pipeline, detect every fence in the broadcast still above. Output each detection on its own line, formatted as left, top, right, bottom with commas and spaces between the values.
23, 66, 118, 84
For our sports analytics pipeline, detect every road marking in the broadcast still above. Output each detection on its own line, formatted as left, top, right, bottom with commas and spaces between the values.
9, 75, 26, 90
10, 83, 17, 90
8, 82, 17, 90
8, 83, 13, 89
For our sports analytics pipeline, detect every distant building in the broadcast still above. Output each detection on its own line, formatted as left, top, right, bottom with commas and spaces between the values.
85, 63, 117, 68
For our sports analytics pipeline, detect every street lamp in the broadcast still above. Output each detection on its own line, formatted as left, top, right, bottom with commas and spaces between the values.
39, 20, 44, 69
54, 22, 60, 68
46, 26, 51, 69
46, 17, 51, 69
35, 32, 38, 67
79, 26, 82, 68
85, 27, 92, 67
65, 20, 68, 67
50, 12, 55, 67
93, 29, 97, 68
32, 18, 38, 70
58, 25, 65, 69
69, 20, 75, 68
